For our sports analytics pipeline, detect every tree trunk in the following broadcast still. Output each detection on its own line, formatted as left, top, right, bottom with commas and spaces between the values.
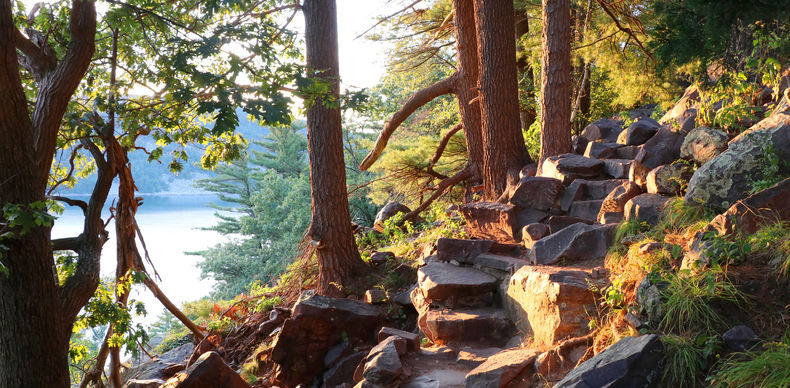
539, 0, 572, 164
303, 0, 367, 297
474, 0, 531, 200
452, 0, 483, 176
515, 7, 537, 132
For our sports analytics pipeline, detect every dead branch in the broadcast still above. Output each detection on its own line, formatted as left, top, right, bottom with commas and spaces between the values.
402, 165, 473, 222
426, 123, 463, 175
355, 0, 424, 39
143, 277, 206, 341
359, 74, 457, 170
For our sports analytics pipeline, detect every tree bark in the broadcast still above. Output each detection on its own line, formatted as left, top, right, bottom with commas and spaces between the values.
539, 0, 572, 164
0, 1, 97, 386
474, 0, 531, 200
452, 0, 483, 174
303, 0, 368, 297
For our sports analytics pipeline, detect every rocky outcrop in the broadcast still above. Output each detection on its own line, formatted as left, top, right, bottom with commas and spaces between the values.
460, 202, 522, 242
659, 85, 700, 133
417, 262, 498, 306
528, 223, 615, 265
710, 177, 790, 235
584, 142, 622, 159
680, 126, 729, 164
271, 294, 383, 387
618, 118, 660, 146
504, 266, 596, 346
123, 343, 194, 386
685, 94, 790, 208
555, 334, 664, 388
634, 127, 686, 170
354, 336, 407, 387
464, 348, 540, 388
624, 194, 671, 225
161, 352, 251, 388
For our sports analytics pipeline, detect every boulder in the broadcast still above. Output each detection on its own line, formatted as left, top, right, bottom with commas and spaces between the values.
634, 127, 685, 169
540, 154, 604, 184
504, 266, 596, 345
602, 159, 633, 179
374, 202, 411, 231
355, 336, 406, 386
436, 238, 494, 262
646, 163, 694, 195
584, 142, 622, 159
547, 216, 595, 234
710, 178, 790, 236
555, 334, 664, 388
659, 85, 700, 134
572, 135, 590, 155
528, 223, 615, 265
599, 212, 624, 224
569, 200, 604, 221
580, 119, 623, 143
519, 163, 538, 179
417, 262, 498, 303
624, 194, 671, 225
422, 308, 515, 347
123, 343, 194, 384
324, 351, 366, 387
722, 325, 761, 352
628, 160, 651, 189
597, 182, 642, 222
685, 94, 790, 208
617, 118, 660, 146
271, 295, 383, 387
468, 253, 529, 274
369, 251, 395, 266
460, 202, 521, 242
559, 180, 586, 211
378, 327, 420, 352
509, 176, 564, 210
578, 179, 630, 200
161, 352, 251, 388
615, 145, 641, 160
680, 126, 729, 164
464, 348, 540, 388
534, 335, 593, 382
522, 223, 550, 248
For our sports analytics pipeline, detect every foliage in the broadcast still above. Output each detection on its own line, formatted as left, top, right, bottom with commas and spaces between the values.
703, 230, 753, 266
658, 269, 747, 335
662, 334, 721, 387
524, 120, 541, 161
747, 222, 790, 277
711, 340, 790, 387
747, 138, 788, 194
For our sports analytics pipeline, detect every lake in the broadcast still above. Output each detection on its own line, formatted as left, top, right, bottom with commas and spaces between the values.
51, 194, 227, 327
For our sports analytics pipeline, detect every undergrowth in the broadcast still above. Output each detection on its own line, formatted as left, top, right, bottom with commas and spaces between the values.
711, 340, 790, 387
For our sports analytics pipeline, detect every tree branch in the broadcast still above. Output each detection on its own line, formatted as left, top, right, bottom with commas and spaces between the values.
594, 0, 654, 62
49, 195, 88, 214
52, 236, 82, 252
427, 123, 462, 172
355, 0, 424, 39
14, 28, 57, 79
359, 73, 457, 170
402, 165, 473, 222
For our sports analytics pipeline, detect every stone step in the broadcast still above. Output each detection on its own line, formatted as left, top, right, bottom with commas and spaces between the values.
417, 262, 498, 303
528, 222, 615, 265
568, 200, 604, 220
421, 308, 515, 347
539, 154, 604, 184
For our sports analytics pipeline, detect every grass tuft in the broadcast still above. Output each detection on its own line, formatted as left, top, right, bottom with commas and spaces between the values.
711, 340, 790, 388
662, 334, 713, 388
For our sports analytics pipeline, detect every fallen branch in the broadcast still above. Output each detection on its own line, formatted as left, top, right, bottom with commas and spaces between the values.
143, 277, 206, 341
359, 74, 457, 170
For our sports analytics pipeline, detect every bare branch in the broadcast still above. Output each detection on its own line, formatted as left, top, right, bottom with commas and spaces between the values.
427, 123, 462, 171
52, 237, 82, 252
355, 0, 424, 39
359, 73, 457, 170
49, 195, 88, 214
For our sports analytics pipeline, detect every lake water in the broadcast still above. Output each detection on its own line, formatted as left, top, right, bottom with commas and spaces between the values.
51, 194, 227, 327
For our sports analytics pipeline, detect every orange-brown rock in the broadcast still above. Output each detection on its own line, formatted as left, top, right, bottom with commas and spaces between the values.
597, 181, 642, 222
460, 202, 522, 242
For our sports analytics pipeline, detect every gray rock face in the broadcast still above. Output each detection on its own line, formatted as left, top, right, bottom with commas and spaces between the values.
722, 325, 761, 352
374, 202, 411, 229
509, 176, 565, 210
540, 154, 604, 184
436, 238, 494, 262
569, 200, 604, 221
624, 194, 670, 225
659, 85, 700, 134
522, 223, 550, 248
602, 159, 634, 179
358, 336, 406, 386
555, 334, 664, 388
547, 216, 595, 233
123, 343, 194, 385
528, 223, 615, 265
422, 308, 515, 347
680, 126, 729, 164
417, 262, 498, 302
615, 145, 641, 160
464, 348, 540, 388
618, 118, 660, 146
710, 177, 790, 236
685, 95, 790, 208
